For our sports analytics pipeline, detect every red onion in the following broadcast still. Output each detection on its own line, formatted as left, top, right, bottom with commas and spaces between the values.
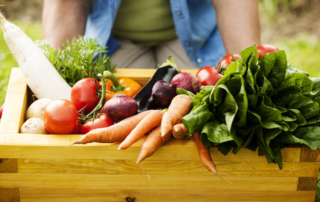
103, 94, 138, 122
152, 80, 177, 108
171, 72, 201, 94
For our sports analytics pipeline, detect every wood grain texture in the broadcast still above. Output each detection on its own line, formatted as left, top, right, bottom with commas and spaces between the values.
17, 159, 319, 177
0, 68, 27, 134
0, 159, 18, 173
0, 159, 20, 202
19, 189, 316, 202
300, 146, 320, 162
0, 134, 301, 162
0, 188, 20, 202
297, 177, 318, 191
113, 69, 198, 86
0, 173, 298, 191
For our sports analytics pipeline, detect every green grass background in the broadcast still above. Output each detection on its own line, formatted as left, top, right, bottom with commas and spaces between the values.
1, 21, 320, 201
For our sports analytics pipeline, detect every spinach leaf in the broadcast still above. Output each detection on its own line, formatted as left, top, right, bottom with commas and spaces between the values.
276, 126, 320, 150
259, 50, 287, 88
182, 105, 213, 135
286, 63, 309, 76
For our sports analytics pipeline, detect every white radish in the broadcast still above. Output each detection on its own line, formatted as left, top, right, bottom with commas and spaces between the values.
26, 98, 52, 120
20, 118, 48, 134
0, 12, 71, 100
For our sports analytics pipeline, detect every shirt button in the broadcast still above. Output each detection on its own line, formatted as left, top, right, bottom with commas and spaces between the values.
197, 58, 202, 63
185, 42, 190, 46
176, 12, 182, 16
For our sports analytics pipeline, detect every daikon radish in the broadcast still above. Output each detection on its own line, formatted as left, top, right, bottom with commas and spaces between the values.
0, 12, 71, 100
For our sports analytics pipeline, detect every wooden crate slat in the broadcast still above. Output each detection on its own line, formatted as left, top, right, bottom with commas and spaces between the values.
0, 134, 301, 162
19, 189, 316, 202
17, 159, 319, 177
113, 69, 198, 86
0, 68, 27, 134
0, 173, 298, 191
297, 177, 318, 191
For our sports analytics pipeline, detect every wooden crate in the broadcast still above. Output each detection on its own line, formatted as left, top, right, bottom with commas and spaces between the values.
0, 68, 319, 202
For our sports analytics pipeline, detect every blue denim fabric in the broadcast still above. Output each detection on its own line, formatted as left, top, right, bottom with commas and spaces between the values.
85, 0, 226, 68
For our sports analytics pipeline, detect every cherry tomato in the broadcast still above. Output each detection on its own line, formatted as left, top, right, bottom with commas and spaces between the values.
257, 44, 279, 59
44, 99, 78, 134
81, 113, 114, 134
217, 53, 240, 69
71, 78, 101, 114
196, 66, 223, 86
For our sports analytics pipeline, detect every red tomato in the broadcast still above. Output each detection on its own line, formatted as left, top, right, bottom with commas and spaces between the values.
257, 44, 279, 59
44, 99, 78, 134
217, 53, 240, 69
81, 113, 114, 134
71, 78, 101, 114
0, 104, 3, 119
196, 66, 223, 86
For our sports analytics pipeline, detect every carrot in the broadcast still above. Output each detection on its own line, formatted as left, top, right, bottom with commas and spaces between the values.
161, 94, 192, 137
118, 110, 164, 150
172, 123, 189, 139
136, 125, 171, 165
71, 110, 152, 145
193, 132, 231, 183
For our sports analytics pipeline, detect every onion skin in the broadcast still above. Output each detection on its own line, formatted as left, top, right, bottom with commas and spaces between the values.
103, 94, 138, 122
171, 72, 201, 94
152, 80, 177, 108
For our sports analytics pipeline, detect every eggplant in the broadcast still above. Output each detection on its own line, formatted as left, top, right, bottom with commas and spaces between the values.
134, 56, 180, 112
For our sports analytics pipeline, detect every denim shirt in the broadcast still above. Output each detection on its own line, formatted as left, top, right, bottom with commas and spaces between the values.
85, 0, 226, 68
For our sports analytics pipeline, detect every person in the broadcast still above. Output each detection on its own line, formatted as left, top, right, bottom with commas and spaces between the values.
42, 0, 260, 69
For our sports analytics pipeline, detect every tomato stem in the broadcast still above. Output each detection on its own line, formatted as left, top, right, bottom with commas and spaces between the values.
78, 72, 107, 122
103, 71, 125, 92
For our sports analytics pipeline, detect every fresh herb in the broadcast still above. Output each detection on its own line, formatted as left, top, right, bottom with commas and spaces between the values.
180, 45, 320, 169
36, 37, 116, 86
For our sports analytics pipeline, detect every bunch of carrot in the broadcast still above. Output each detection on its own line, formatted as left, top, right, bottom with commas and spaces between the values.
71, 94, 224, 179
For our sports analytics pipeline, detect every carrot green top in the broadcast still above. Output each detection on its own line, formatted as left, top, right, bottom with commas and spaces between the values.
112, 0, 177, 45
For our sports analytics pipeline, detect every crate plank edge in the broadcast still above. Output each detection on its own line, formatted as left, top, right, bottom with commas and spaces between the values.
0, 68, 319, 202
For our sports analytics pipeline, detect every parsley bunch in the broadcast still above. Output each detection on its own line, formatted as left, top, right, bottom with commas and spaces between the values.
36, 37, 116, 86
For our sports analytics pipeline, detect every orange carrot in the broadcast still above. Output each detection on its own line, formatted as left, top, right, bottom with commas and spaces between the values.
172, 123, 189, 139
161, 94, 192, 137
71, 110, 153, 145
136, 125, 171, 165
193, 132, 231, 183
118, 110, 164, 150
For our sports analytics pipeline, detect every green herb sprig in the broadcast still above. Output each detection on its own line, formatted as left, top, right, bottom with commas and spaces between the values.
36, 37, 116, 86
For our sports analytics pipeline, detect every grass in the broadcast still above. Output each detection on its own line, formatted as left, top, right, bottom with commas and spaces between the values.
0, 21, 320, 201
0, 21, 42, 105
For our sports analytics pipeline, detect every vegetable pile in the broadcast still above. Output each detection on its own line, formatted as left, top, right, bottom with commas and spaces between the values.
181, 45, 320, 169
3, 13, 320, 177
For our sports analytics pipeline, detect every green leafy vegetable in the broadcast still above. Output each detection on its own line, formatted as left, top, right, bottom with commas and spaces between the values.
36, 37, 116, 86
181, 45, 320, 169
